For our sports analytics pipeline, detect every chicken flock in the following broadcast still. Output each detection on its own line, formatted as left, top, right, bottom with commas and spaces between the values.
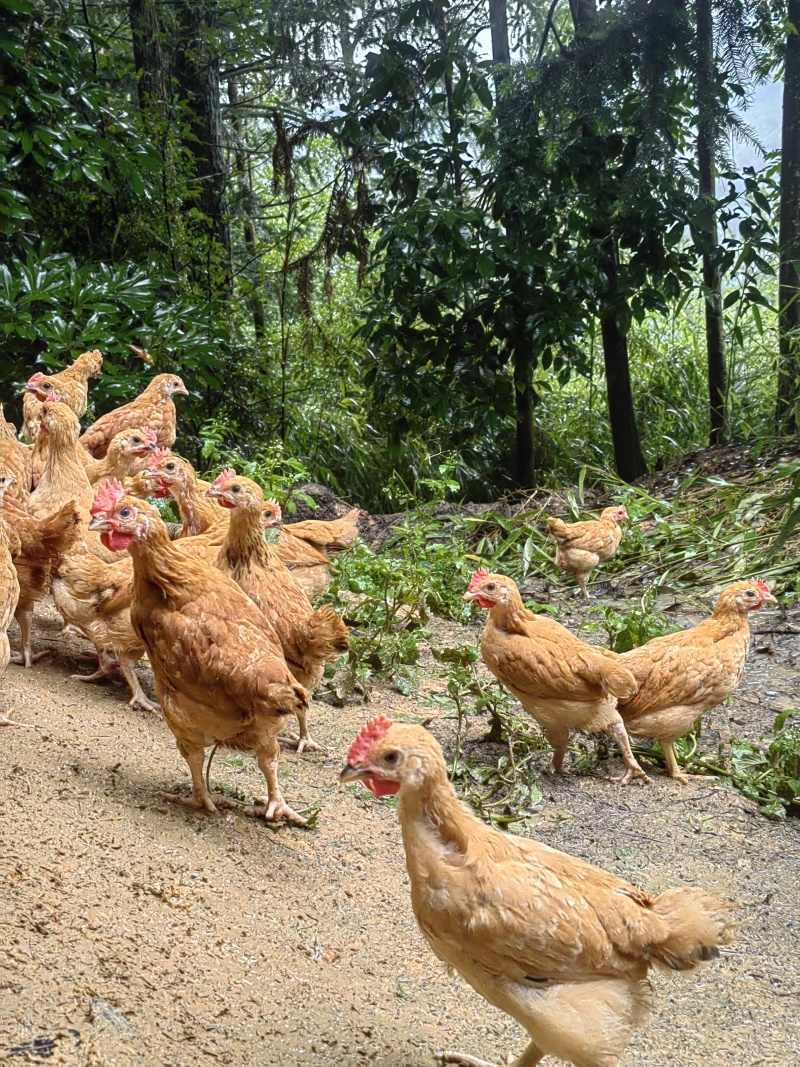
0, 350, 777, 1066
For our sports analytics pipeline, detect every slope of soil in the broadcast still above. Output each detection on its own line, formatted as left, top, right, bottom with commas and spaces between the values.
1, 596, 799, 1067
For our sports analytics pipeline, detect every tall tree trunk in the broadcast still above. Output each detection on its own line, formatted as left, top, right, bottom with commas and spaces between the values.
129, 0, 168, 111
776, 0, 800, 434
600, 250, 646, 481
696, 0, 727, 445
571, 0, 647, 481
491, 0, 537, 487
174, 0, 231, 287
228, 79, 266, 339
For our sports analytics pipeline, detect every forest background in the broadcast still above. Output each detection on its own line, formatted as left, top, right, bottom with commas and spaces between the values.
1, 0, 799, 511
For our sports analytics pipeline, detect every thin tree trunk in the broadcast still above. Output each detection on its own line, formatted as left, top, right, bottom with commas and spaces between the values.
571, 0, 647, 481
129, 0, 168, 111
174, 0, 232, 286
228, 79, 266, 339
600, 250, 646, 481
776, 0, 800, 434
696, 0, 727, 445
491, 0, 537, 486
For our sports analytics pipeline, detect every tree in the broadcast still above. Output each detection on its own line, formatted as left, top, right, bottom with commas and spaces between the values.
776, 0, 800, 433
696, 0, 728, 444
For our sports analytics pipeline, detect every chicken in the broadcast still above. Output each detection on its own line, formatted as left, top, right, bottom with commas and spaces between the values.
464, 570, 649, 785
79, 373, 188, 458
0, 474, 82, 667
87, 480, 310, 824
21, 348, 103, 442
82, 427, 159, 485
340, 716, 735, 1067
51, 545, 157, 713
274, 517, 339, 599
0, 404, 32, 502
141, 452, 220, 536
282, 508, 362, 554
27, 398, 94, 519
0, 516, 21, 720
618, 578, 777, 784
208, 470, 349, 751
547, 505, 628, 598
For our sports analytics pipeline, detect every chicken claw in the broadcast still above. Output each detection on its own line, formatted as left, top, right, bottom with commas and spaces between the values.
216, 795, 307, 826
281, 733, 326, 755
161, 789, 218, 814
616, 765, 652, 786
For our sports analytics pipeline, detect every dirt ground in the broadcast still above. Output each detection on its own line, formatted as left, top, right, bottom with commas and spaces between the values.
1, 592, 799, 1067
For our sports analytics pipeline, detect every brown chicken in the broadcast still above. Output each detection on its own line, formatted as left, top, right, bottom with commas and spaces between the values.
21, 348, 103, 442
619, 578, 777, 784
341, 717, 735, 1067
0, 515, 21, 720
141, 452, 220, 536
82, 427, 159, 485
27, 398, 94, 519
79, 373, 188, 458
0, 404, 32, 502
548, 505, 628, 598
0, 473, 82, 666
464, 570, 649, 785
51, 542, 156, 711
208, 470, 349, 751
87, 480, 310, 824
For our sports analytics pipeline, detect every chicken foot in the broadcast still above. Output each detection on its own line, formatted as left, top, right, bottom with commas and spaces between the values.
606, 721, 651, 785
119, 661, 159, 714
661, 739, 693, 785
248, 741, 306, 825
162, 742, 218, 813
11, 610, 49, 667
279, 705, 325, 755
441, 1039, 544, 1067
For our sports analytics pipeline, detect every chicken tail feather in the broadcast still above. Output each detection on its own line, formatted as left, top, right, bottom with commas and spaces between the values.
547, 517, 567, 541
651, 887, 736, 971
305, 604, 349, 661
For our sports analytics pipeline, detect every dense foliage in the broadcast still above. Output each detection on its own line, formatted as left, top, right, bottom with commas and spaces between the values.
0, 0, 796, 506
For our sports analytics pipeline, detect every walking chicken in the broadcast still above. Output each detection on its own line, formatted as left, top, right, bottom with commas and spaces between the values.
464, 570, 649, 784
341, 716, 735, 1067
547, 505, 628, 598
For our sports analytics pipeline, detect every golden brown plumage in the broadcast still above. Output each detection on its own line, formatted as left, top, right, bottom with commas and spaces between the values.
141, 452, 220, 536
81, 427, 159, 485
619, 579, 777, 783
548, 505, 627, 598
464, 571, 649, 785
0, 516, 20, 702
0, 475, 82, 667
27, 400, 93, 519
282, 508, 362, 554
208, 472, 349, 751
79, 373, 187, 458
341, 718, 736, 1067
21, 349, 103, 442
87, 483, 310, 824
0, 404, 32, 502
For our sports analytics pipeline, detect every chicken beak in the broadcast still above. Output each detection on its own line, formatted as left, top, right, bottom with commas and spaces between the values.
762, 591, 778, 605
206, 487, 222, 499
174, 384, 189, 395
462, 590, 477, 602
339, 764, 368, 785
88, 516, 110, 532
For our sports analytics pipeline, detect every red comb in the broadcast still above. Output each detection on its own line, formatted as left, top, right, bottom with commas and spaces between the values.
147, 447, 171, 469
347, 716, 393, 765
264, 498, 282, 522
752, 577, 771, 596
467, 568, 490, 593
90, 479, 127, 517
28, 372, 45, 386
211, 468, 237, 491
141, 427, 157, 445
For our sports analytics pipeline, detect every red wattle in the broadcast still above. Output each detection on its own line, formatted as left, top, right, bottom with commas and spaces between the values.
363, 777, 400, 798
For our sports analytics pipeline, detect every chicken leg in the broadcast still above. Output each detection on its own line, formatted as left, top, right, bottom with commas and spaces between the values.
606, 720, 651, 785
162, 741, 218, 813
441, 1039, 544, 1067
661, 739, 690, 785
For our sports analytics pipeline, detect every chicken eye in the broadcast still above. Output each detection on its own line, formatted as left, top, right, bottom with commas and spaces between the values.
42, 383, 51, 390
383, 751, 398, 764
132, 437, 141, 444
745, 590, 757, 598
119, 507, 132, 518
486, 583, 496, 591
232, 485, 240, 493
166, 462, 175, 471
